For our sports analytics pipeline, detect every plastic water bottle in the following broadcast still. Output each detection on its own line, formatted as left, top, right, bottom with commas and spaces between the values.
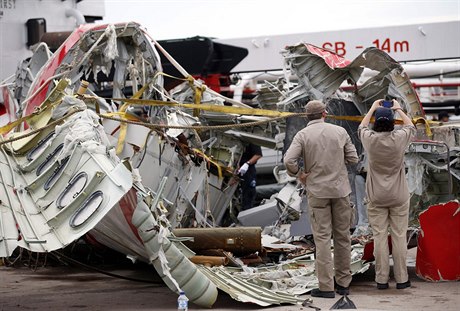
177, 291, 189, 311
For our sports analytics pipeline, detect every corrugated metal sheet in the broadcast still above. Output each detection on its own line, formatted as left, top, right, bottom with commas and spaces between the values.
198, 265, 305, 306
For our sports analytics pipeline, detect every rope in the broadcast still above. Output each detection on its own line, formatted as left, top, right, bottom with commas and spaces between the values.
0, 107, 304, 147
2, 107, 433, 146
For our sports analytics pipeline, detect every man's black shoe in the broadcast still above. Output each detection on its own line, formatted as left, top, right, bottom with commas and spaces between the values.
396, 280, 411, 289
377, 282, 389, 289
335, 284, 350, 295
310, 288, 335, 298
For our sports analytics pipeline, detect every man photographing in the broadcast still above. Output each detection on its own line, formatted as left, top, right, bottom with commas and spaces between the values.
358, 98, 415, 290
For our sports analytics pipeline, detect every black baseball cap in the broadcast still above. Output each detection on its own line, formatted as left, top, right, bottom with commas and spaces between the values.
375, 107, 394, 122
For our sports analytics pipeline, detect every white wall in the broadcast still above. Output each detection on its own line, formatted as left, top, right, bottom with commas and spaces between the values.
0, 0, 105, 81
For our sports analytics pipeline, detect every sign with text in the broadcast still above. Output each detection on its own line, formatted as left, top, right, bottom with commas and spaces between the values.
218, 21, 460, 73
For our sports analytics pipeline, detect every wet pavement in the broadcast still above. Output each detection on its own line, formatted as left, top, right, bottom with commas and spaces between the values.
0, 248, 458, 310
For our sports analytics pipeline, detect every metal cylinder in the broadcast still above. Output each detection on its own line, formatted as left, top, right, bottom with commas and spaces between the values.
76, 80, 89, 96
40, 31, 72, 51
173, 227, 262, 256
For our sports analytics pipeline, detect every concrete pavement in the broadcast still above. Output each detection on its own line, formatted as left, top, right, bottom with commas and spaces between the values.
0, 249, 458, 310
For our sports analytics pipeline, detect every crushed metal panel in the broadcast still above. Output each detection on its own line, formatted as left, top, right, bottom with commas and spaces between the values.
282, 43, 356, 100
23, 22, 163, 116
130, 129, 208, 228
406, 138, 459, 219
416, 200, 460, 281
197, 244, 369, 307
281, 43, 424, 117
0, 90, 133, 255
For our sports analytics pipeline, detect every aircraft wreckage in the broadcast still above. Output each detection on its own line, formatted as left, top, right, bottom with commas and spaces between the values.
0, 22, 459, 307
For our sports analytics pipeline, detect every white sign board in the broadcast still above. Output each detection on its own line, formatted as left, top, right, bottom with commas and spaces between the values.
217, 21, 460, 73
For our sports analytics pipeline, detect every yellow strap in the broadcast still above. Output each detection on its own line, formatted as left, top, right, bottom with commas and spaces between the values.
99, 97, 438, 138
154, 71, 190, 83
102, 111, 140, 121
1, 79, 69, 135
193, 148, 223, 179
0, 114, 34, 135
115, 84, 150, 155
327, 115, 389, 123
193, 85, 204, 117
327, 115, 365, 122
413, 117, 433, 138
107, 98, 442, 132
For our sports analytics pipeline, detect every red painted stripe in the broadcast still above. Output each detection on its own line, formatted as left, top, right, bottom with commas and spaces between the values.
119, 188, 143, 242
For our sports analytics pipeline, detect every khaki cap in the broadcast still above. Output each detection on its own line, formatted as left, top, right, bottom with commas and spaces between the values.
305, 100, 326, 115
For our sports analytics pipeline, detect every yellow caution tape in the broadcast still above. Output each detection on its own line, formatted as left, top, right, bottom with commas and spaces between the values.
2, 80, 439, 146
327, 114, 435, 138
100, 97, 439, 139
105, 97, 294, 117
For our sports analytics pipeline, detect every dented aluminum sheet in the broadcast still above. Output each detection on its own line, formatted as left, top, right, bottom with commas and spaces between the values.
406, 134, 460, 220
132, 182, 218, 308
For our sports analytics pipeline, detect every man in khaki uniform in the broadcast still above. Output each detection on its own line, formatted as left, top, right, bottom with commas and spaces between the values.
284, 100, 358, 298
359, 99, 415, 290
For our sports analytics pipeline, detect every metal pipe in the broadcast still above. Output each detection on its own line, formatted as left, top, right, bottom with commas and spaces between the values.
173, 227, 262, 256
65, 8, 85, 26
413, 83, 460, 88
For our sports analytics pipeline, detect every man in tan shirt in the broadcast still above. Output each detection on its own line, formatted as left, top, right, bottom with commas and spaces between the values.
359, 99, 415, 290
284, 100, 358, 298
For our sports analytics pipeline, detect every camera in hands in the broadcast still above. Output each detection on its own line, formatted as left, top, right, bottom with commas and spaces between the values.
381, 95, 394, 108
